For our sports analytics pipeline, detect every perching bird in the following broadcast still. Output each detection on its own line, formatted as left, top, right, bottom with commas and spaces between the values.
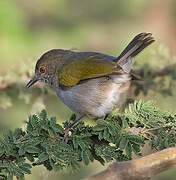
26, 32, 155, 138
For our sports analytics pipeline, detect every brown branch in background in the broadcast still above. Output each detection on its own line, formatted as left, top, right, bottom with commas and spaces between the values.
83, 147, 176, 180
0, 64, 175, 91
154, 64, 175, 77
0, 79, 42, 90
0, 82, 15, 90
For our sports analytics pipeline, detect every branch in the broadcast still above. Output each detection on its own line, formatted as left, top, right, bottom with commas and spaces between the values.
0, 82, 15, 90
0, 64, 175, 91
83, 147, 176, 180
0, 79, 41, 90
154, 65, 175, 77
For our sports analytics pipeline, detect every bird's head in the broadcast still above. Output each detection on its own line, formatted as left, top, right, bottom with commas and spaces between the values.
26, 49, 70, 88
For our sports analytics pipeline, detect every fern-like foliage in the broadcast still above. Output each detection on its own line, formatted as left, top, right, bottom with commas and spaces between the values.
0, 100, 176, 179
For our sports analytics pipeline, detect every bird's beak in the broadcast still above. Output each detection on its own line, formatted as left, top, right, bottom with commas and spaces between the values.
26, 76, 38, 88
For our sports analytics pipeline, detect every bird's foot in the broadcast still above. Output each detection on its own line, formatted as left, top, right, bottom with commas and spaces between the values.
64, 128, 70, 143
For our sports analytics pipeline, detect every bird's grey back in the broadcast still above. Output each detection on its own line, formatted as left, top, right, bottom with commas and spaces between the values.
69, 51, 116, 62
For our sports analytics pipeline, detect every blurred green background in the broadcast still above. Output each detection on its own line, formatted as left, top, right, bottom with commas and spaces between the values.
1, 0, 176, 179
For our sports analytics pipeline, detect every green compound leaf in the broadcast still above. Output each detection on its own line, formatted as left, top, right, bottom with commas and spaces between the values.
25, 146, 40, 154
38, 152, 49, 162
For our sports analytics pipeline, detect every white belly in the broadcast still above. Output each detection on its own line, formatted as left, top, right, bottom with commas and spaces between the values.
55, 74, 131, 117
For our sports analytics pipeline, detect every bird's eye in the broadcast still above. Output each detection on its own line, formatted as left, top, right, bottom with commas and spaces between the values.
39, 66, 46, 74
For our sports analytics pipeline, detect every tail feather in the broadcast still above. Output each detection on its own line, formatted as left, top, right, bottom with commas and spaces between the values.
116, 33, 155, 73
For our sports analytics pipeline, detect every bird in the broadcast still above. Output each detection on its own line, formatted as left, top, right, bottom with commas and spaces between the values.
26, 32, 155, 139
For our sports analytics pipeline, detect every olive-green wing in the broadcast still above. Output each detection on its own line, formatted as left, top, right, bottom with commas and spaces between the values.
58, 56, 122, 87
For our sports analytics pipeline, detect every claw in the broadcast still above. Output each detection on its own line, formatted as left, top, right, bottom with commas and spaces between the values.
64, 128, 70, 143
63, 114, 86, 142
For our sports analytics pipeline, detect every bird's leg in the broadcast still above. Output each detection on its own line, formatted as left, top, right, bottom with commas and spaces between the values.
64, 114, 85, 142
104, 114, 109, 120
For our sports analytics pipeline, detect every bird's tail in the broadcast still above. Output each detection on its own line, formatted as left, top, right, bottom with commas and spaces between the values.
116, 33, 155, 73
